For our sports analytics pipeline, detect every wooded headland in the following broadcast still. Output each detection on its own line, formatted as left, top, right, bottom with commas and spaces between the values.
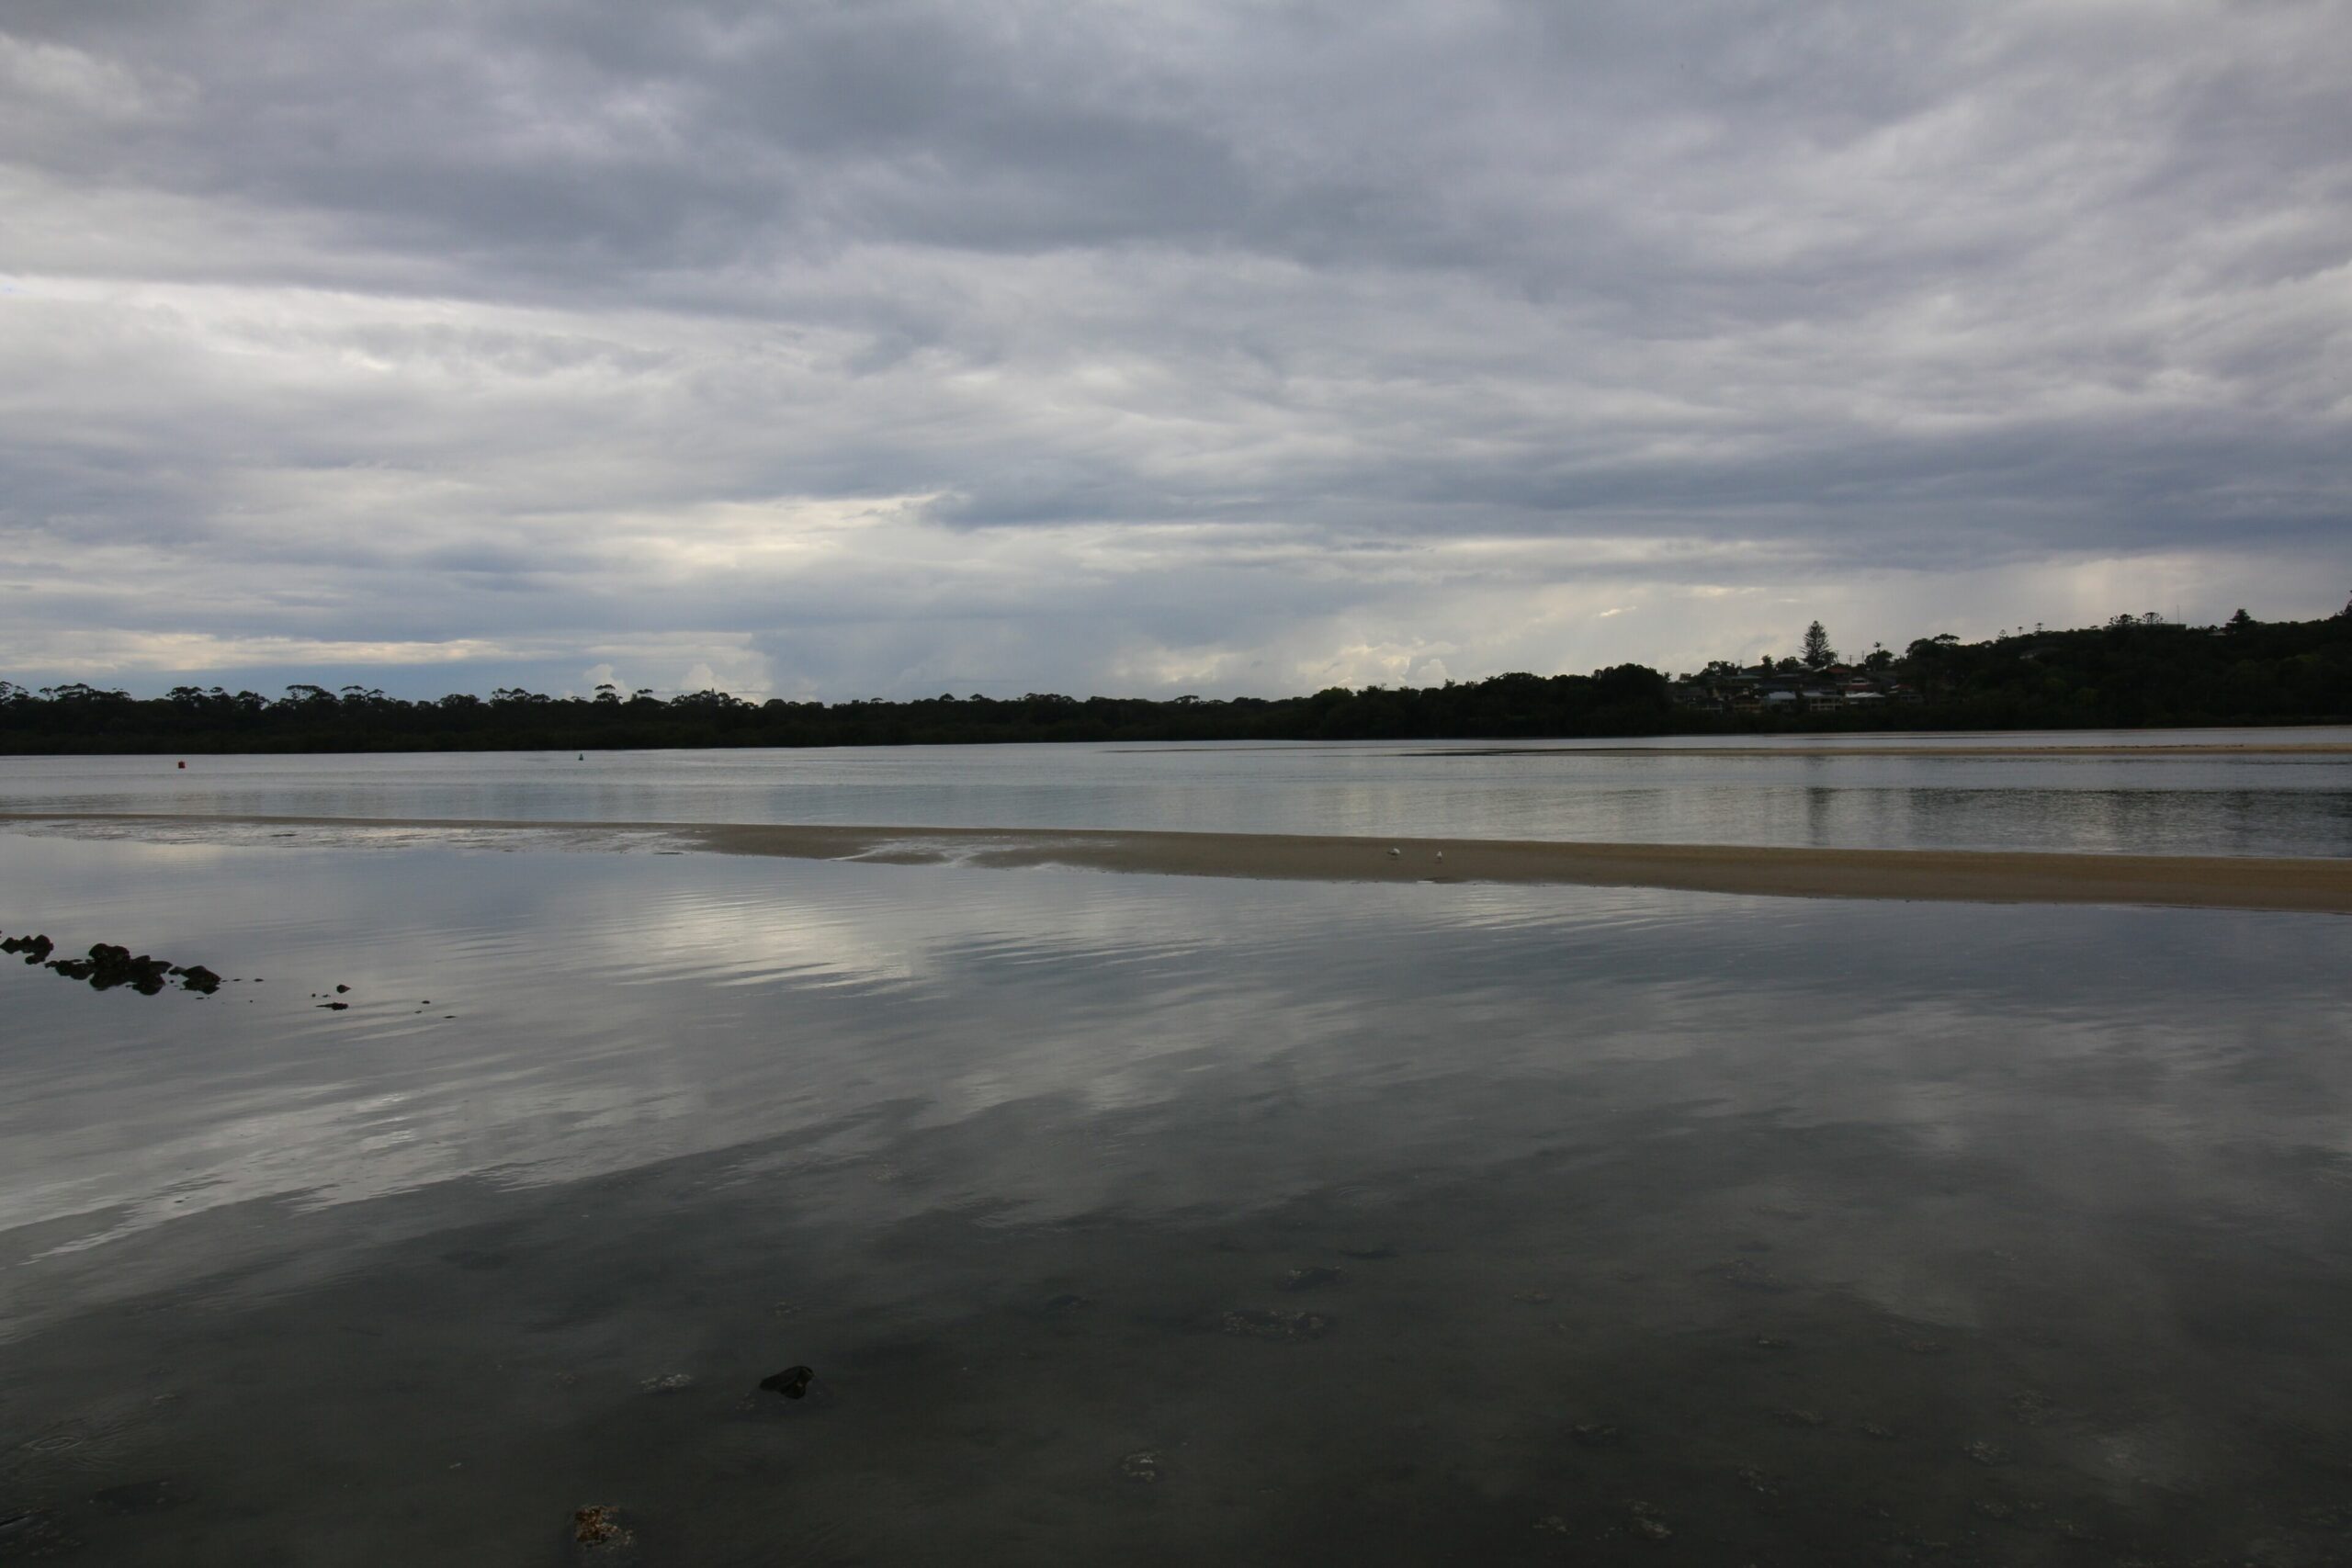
6, 606, 2347, 753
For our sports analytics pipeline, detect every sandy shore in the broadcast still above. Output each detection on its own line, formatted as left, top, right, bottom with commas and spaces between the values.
1423, 742, 2352, 759
7, 810, 2350, 913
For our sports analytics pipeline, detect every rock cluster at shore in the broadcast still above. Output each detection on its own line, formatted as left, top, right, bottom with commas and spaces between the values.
4, 931, 220, 994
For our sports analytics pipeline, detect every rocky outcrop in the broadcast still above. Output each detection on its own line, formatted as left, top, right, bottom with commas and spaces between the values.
3, 931, 222, 994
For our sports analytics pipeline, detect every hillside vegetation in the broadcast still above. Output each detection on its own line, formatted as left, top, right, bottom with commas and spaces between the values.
5, 605, 2347, 753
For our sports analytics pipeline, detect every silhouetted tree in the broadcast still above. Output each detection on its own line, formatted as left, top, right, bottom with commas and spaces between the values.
1801, 620, 1835, 670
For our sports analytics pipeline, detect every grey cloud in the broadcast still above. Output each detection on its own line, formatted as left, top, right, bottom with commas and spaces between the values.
1, 0, 2346, 698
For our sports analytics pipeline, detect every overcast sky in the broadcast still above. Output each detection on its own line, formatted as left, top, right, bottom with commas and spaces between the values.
3, 1, 2347, 700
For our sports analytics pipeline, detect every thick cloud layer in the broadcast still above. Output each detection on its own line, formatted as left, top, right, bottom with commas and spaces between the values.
4, 0, 2347, 698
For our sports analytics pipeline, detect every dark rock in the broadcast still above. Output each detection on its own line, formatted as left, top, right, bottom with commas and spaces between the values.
27, 937, 213, 997
1283, 1266, 1341, 1291
82, 943, 171, 992
4, 933, 55, 963
1338, 1245, 1397, 1260
318, 1001, 349, 1011
50, 943, 173, 993
759, 1365, 814, 1399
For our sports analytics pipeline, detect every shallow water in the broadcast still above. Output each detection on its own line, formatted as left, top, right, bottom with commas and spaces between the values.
3, 826, 2350, 1564
6, 726, 2352, 857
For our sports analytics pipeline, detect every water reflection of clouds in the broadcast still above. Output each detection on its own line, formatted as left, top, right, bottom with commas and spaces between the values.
4, 829, 2349, 1340
6, 739, 2351, 854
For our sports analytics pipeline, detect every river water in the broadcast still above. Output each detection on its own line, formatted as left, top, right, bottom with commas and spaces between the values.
5, 727, 2352, 857
2, 739, 2348, 1563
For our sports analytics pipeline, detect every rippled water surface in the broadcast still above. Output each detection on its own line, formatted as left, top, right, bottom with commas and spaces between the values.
3, 822, 2350, 1564
6, 725, 2352, 856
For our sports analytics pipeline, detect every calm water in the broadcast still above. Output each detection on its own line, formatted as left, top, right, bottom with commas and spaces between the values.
5, 726, 2352, 857
3, 802, 2350, 1564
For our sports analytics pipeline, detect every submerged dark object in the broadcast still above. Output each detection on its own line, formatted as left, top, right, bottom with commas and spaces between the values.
759, 1365, 814, 1398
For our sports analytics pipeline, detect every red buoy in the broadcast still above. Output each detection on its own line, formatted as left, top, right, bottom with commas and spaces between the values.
177, 760, 187, 769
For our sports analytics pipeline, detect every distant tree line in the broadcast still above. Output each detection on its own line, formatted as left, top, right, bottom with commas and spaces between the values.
4, 602, 2347, 754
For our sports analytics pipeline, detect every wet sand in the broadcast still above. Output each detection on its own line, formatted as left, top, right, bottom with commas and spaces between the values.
8, 811, 2352, 912
1426, 741, 2352, 758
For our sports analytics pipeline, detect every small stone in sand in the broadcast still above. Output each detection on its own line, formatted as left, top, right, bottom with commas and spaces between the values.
759, 1365, 815, 1398
1221, 1309, 1330, 1341
572, 1504, 633, 1551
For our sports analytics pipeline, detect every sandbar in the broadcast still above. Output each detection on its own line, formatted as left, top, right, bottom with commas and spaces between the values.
1419, 742, 2352, 759
6, 811, 2349, 913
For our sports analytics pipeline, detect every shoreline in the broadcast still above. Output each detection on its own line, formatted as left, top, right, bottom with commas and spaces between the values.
1412, 742, 2352, 759
6, 811, 2350, 913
